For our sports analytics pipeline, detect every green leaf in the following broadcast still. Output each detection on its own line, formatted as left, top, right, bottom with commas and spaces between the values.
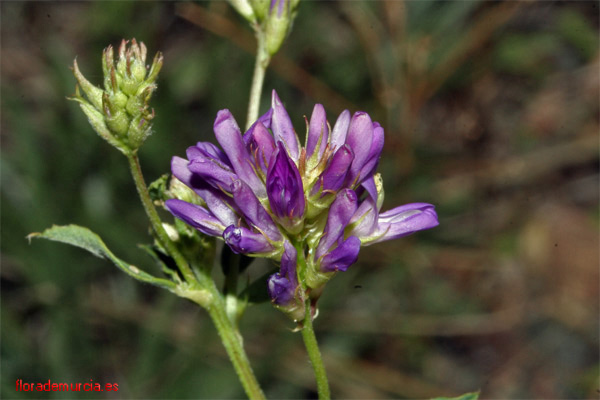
28, 224, 176, 290
433, 391, 480, 400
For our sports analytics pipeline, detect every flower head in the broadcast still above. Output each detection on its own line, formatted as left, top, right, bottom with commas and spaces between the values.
70, 39, 163, 154
167, 90, 439, 319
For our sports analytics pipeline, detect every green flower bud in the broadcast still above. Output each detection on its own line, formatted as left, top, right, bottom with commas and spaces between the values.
127, 114, 152, 149
105, 109, 130, 138
69, 38, 163, 153
125, 95, 144, 116
228, 0, 257, 23
249, 0, 269, 21
264, 0, 299, 56
110, 91, 128, 110
73, 96, 128, 154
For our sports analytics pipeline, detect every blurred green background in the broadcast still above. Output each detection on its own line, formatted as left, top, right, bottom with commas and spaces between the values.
2, 1, 598, 398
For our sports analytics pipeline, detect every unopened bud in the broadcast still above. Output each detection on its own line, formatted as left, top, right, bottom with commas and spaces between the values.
229, 0, 258, 23
69, 38, 162, 153
264, 0, 299, 55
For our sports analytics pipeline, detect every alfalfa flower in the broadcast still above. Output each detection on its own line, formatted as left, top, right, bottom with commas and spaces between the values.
167, 90, 439, 320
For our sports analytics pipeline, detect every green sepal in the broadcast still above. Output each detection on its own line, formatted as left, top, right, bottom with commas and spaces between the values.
28, 224, 175, 290
103, 92, 130, 137
145, 52, 164, 85
73, 100, 130, 155
72, 58, 103, 110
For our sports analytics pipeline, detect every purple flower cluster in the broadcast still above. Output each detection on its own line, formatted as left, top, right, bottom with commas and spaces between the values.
166, 91, 438, 313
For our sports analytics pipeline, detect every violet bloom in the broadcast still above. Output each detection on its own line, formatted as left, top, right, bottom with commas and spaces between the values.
166, 90, 439, 313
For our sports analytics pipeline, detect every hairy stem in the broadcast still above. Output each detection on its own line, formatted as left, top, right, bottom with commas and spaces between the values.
206, 285, 266, 400
126, 153, 197, 285
301, 299, 331, 399
246, 28, 271, 130
293, 240, 331, 399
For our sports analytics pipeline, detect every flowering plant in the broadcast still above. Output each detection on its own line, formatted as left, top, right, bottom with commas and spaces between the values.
167, 90, 438, 322
28, 2, 483, 399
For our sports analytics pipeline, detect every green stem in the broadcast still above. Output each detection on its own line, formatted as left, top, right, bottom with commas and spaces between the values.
301, 299, 331, 399
293, 240, 331, 399
126, 153, 197, 285
128, 153, 263, 396
206, 286, 266, 400
246, 28, 271, 131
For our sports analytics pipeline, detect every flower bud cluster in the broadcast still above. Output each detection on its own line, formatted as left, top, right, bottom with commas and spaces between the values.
70, 39, 163, 154
167, 91, 438, 321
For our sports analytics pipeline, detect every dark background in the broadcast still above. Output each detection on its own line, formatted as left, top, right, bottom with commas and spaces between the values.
2, 1, 598, 398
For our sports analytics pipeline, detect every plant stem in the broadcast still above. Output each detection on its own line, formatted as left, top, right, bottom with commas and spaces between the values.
292, 240, 331, 398
207, 286, 266, 400
126, 153, 197, 285
128, 154, 264, 397
301, 299, 331, 399
246, 28, 271, 131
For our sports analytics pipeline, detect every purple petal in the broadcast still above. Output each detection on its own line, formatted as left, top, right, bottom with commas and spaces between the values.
345, 112, 374, 185
267, 240, 298, 305
356, 123, 384, 184
171, 156, 194, 187
188, 157, 237, 192
319, 236, 361, 272
306, 104, 329, 161
258, 108, 274, 130
280, 240, 298, 286
200, 189, 239, 227
348, 194, 379, 238
243, 109, 273, 144
266, 142, 305, 221
165, 199, 225, 237
214, 109, 266, 198
360, 175, 378, 201
246, 122, 276, 174
270, 0, 286, 17
232, 180, 282, 241
317, 144, 354, 194
223, 225, 275, 255
171, 157, 238, 226
186, 142, 232, 168
369, 203, 439, 244
315, 189, 358, 259
379, 202, 437, 219
271, 90, 299, 160
329, 109, 351, 150
267, 273, 295, 305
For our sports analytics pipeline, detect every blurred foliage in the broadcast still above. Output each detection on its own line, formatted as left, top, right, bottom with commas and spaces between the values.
2, 1, 598, 399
